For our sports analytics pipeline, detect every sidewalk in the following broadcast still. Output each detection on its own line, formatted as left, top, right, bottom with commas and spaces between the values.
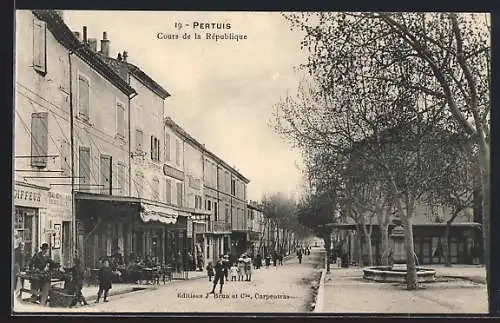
14, 270, 207, 310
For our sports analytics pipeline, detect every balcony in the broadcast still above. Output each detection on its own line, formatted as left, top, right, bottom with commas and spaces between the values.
208, 220, 231, 233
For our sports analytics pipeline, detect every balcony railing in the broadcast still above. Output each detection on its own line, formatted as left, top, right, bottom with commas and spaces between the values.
208, 220, 232, 233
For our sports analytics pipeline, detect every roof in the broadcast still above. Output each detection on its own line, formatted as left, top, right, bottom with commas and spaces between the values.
164, 117, 250, 184
100, 55, 170, 99
32, 10, 136, 97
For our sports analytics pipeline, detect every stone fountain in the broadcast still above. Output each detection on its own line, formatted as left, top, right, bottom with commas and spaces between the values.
363, 218, 436, 283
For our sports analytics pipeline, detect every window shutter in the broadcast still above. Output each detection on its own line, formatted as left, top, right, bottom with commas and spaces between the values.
135, 129, 143, 151
150, 136, 154, 160
79, 147, 91, 191
117, 103, 125, 137
165, 179, 171, 204
175, 140, 180, 166
165, 133, 170, 161
78, 77, 90, 118
33, 19, 46, 73
100, 155, 111, 194
157, 138, 160, 161
31, 112, 48, 167
176, 182, 182, 206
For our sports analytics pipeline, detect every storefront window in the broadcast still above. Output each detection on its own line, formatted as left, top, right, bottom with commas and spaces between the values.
15, 207, 39, 265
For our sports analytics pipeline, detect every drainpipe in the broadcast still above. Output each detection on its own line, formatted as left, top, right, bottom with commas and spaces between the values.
68, 50, 76, 266
128, 90, 138, 196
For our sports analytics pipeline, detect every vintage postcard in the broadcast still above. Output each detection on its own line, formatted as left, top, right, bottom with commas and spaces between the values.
12, 10, 490, 315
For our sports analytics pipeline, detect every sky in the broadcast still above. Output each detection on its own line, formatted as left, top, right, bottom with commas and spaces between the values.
62, 11, 308, 201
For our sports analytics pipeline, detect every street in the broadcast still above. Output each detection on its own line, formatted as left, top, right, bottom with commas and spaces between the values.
14, 249, 323, 313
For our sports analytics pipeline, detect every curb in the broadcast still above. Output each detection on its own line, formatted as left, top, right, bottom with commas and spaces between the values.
441, 275, 486, 285
312, 250, 327, 313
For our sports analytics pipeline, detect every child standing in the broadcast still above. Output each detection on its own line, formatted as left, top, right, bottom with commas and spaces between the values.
206, 262, 214, 281
237, 259, 245, 281
230, 263, 238, 281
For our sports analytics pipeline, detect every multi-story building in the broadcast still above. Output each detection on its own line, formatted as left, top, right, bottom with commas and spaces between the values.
14, 10, 136, 269
247, 201, 265, 256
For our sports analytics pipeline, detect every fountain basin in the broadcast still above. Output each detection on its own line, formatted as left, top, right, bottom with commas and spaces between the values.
363, 265, 436, 283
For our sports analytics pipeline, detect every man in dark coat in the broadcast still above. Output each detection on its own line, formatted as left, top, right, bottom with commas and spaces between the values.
209, 255, 225, 294
70, 257, 88, 307
95, 259, 113, 303
255, 253, 262, 269
222, 255, 230, 280
29, 243, 53, 304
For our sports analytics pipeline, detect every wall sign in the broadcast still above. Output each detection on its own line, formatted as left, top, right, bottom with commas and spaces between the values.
14, 183, 47, 208
52, 223, 61, 249
163, 164, 184, 181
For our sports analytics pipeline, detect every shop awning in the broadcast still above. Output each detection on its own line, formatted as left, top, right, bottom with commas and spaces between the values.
140, 202, 178, 225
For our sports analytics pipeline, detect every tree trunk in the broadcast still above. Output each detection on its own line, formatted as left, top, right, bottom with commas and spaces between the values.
443, 222, 451, 267
324, 233, 331, 272
362, 224, 373, 266
400, 211, 418, 290
380, 224, 390, 266
477, 142, 491, 311
356, 226, 364, 267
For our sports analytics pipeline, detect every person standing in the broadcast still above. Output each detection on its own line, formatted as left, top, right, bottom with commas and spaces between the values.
230, 263, 238, 281
244, 255, 253, 282
209, 256, 225, 294
95, 259, 113, 303
70, 257, 88, 307
255, 253, 262, 269
206, 262, 214, 281
222, 255, 230, 280
297, 249, 303, 264
29, 243, 53, 305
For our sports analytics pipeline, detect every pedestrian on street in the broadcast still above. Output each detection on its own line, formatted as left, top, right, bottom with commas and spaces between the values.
255, 253, 262, 269
223, 255, 230, 280
265, 254, 271, 268
70, 257, 89, 307
209, 255, 225, 294
230, 263, 238, 281
278, 253, 283, 266
95, 259, 113, 303
297, 249, 303, 264
206, 262, 214, 281
237, 258, 245, 281
244, 255, 252, 281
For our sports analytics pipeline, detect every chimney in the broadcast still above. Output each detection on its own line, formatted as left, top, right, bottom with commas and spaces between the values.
73, 31, 81, 42
122, 51, 128, 62
88, 38, 97, 52
54, 10, 64, 20
100, 32, 110, 57
82, 26, 88, 44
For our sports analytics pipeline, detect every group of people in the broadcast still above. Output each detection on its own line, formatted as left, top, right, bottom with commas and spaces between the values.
206, 254, 253, 294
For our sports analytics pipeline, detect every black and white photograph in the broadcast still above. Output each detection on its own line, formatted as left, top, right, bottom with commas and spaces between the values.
12, 10, 491, 314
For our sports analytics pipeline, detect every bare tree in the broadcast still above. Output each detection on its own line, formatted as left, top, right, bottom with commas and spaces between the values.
282, 11, 490, 295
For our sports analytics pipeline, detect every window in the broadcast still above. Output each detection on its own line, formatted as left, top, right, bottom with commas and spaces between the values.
78, 75, 90, 119
135, 171, 144, 198
195, 195, 202, 209
31, 112, 48, 167
176, 182, 183, 206
100, 154, 112, 195
214, 202, 218, 220
152, 177, 160, 201
164, 132, 171, 161
116, 164, 125, 194
165, 179, 172, 204
78, 147, 91, 191
231, 179, 236, 196
33, 19, 46, 74
135, 129, 143, 152
224, 205, 229, 223
116, 101, 125, 138
150, 136, 160, 161
207, 200, 212, 211
175, 139, 181, 166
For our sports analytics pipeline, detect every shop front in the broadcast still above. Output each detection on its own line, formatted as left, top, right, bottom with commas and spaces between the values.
75, 192, 179, 269
13, 181, 49, 270
46, 189, 73, 268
